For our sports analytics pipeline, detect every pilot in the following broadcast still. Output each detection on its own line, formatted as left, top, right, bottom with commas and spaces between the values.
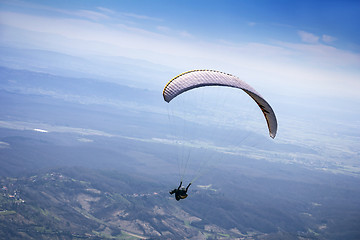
169, 181, 191, 201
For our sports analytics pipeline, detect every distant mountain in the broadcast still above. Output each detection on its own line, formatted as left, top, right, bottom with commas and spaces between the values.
0, 46, 175, 90
0, 66, 160, 106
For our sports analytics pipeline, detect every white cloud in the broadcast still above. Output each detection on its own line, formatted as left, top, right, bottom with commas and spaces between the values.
121, 12, 162, 21
298, 30, 319, 43
156, 25, 170, 32
96, 7, 115, 14
1, 0, 160, 23
178, 30, 193, 38
277, 40, 360, 67
157, 26, 193, 38
322, 34, 337, 43
1, 0, 112, 21
74, 9, 110, 21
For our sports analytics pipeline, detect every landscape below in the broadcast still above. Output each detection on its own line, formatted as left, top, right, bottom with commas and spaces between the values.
0, 66, 359, 239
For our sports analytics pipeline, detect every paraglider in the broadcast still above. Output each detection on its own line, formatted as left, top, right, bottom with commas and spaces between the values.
164, 70, 278, 200
163, 69, 277, 138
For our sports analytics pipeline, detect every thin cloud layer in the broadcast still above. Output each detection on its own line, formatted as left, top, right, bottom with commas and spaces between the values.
322, 34, 337, 43
298, 30, 338, 45
298, 30, 319, 43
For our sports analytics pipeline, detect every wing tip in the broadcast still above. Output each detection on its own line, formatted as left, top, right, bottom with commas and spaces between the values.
270, 131, 277, 139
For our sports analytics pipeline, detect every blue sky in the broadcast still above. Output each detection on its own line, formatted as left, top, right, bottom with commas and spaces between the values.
1, 0, 359, 100
3, 0, 359, 47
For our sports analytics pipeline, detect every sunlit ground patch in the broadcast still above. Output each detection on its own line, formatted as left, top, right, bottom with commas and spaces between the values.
0, 141, 10, 148
33, 128, 48, 133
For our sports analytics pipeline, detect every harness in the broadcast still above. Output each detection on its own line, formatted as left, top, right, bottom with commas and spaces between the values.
179, 194, 188, 199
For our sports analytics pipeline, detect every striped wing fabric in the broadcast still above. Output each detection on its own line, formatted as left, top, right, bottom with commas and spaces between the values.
163, 70, 277, 138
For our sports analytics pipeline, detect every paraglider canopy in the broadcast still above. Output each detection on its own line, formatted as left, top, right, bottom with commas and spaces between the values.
163, 70, 277, 138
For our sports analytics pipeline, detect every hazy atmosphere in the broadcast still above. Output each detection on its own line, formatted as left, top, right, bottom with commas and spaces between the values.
1, 1, 359, 239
